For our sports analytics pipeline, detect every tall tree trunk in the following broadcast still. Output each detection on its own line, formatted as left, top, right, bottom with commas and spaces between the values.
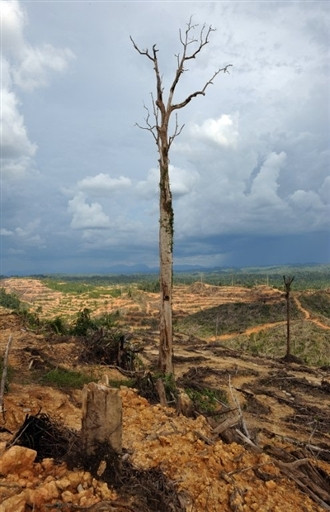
158, 150, 174, 374
285, 292, 291, 357
283, 275, 294, 358
131, 19, 231, 376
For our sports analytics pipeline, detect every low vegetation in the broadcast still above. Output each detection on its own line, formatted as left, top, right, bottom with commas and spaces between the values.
40, 367, 94, 389
185, 387, 227, 415
175, 298, 302, 338
217, 321, 330, 366
1, 266, 329, 371
299, 290, 330, 319
0, 288, 21, 310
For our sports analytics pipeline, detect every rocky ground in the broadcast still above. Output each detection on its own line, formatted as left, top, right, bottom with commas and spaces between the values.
0, 280, 329, 511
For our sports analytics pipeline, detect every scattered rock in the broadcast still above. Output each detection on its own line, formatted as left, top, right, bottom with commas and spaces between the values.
0, 446, 37, 475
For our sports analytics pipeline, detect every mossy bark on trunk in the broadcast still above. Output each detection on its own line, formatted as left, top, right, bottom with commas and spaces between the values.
158, 143, 174, 375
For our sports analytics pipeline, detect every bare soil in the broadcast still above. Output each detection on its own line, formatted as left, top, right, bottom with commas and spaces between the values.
0, 279, 329, 511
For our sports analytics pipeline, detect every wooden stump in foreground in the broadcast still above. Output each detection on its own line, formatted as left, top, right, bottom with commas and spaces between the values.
81, 382, 122, 455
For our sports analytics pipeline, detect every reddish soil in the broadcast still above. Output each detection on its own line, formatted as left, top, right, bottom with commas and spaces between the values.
0, 279, 329, 511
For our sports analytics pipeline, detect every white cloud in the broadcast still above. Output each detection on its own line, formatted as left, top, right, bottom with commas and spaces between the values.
171, 167, 200, 198
289, 189, 323, 210
174, 148, 330, 239
1, 0, 26, 60
2, 0, 74, 91
137, 165, 199, 199
68, 192, 111, 230
9, 219, 46, 247
136, 168, 158, 199
0, 156, 35, 181
0, 228, 14, 236
0, 87, 37, 159
12, 43, 75, 92
249, 152, 286, 204
78, 173, 131, 196
1, 0, 74, 180
319, 176, 330, 204
190, 114, 239, 148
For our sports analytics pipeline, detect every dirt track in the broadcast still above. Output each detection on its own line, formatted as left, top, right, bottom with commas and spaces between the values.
294, 296, 330, 331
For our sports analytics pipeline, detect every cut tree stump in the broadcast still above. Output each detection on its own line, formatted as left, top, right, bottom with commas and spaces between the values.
81, 383, 122, 455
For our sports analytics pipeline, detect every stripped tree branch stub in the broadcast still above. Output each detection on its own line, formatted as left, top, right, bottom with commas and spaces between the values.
0, 334, 13, 418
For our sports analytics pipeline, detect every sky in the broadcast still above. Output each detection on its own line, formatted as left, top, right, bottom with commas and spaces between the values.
1, 0, 330, 275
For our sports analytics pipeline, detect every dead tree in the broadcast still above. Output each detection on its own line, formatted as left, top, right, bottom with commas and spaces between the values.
283, 275, 294, 358
131, 18, 231, 374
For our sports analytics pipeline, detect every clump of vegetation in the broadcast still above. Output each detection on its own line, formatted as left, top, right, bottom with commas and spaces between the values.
68, 308, 141, 370
70, 308, 121, 336
133, 372, 178, 405
0, 288, 21, 310
0, 288, 41, 330
43, 279, 92, 295
185, 387, 227, 415
107, 378, 135, 389
71, 308, 97, 336
159, 372, 178, 404
88, 288, 122, 299
45, 316, 69, 335
137, 280, 160, 293
19, 308, 41, 329
40, 367, 94, 389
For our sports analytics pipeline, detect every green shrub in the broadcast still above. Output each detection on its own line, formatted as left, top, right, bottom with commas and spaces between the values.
185, 387, 227, 414
45, 316, 68, 335
137, 280, 160, 293
108, 378, 135, 388
41, 367, 94, 389
95, 311, 120, 329
0, 288, 21, 310
19, 309, 40, 329
71, 308, 96, 336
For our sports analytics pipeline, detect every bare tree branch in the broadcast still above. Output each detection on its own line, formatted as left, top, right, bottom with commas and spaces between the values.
130, 36, 165, 118
168, 113, 185, 149
167, 19, 229, 112
171, 65, 232, 111
130, 35, 154, 62
135, 103, 158, 144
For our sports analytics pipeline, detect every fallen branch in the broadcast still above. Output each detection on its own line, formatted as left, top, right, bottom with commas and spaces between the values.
264, 445, 330, 509
235, 429, 261, 453
276, 460, 330, 510
212, 412, 240, 435
193, 430, 214, 446
228, 375, 251, 441
0, 334, 13, 418
227, 462, 275, 477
